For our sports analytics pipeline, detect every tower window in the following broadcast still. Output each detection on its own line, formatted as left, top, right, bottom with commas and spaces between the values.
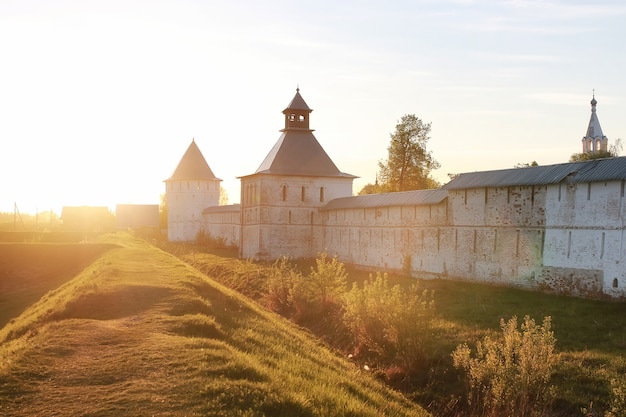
282, 185, 287, 201
613, 278, 619, 288
301, 186, 306, 202
320, 187, 325, 202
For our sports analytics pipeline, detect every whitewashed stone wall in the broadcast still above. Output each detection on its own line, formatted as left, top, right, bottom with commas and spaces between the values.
240, 174, 353, 260
202, 205, 241, 247
541, 180, 626, 297
166, 179, 220, 241
201, 178, 626, 299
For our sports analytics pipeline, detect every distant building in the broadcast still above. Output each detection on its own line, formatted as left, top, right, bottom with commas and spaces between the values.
115, 204, 159, 230
167, 91, 626, 299
61, 206, 115, 232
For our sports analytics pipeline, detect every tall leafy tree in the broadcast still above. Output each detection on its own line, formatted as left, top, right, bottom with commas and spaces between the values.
369, 114, 440, 193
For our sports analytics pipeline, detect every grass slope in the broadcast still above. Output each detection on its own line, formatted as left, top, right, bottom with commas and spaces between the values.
0, 242, 115, 328
0, 234, 427, 417
171, 248, 626, 416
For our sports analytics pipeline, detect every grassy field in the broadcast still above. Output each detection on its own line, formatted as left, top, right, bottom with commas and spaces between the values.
0, 234, 428, 417
169, 246, 626, 417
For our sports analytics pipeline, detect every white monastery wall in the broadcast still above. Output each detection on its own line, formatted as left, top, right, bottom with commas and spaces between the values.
167, 179, 220, 241
541, 180, 626, 297
240, 174, 353, 260
202, 206, 240, 247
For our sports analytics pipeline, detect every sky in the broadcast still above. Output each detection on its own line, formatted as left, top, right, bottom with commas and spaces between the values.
2, 0, 626, 215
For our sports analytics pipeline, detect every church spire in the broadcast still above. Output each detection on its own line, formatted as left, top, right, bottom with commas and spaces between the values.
582, 92, 608, 154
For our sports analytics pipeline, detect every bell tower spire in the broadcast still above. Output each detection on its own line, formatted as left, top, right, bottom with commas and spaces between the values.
582, 92, 608, 154
281, 87, 313, 132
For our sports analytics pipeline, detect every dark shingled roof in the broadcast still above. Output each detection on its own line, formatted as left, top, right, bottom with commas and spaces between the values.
254, 131, 355, 177
167, 140, 220, 181
442, 157, 626, 190
321, 189, 447, 211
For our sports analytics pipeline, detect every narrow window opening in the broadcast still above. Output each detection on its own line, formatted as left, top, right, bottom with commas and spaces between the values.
613, 278, 619, 288
484, 188, 488, 205
493, 229, 498, 254
516, 230, 520, 257
567, 231, 572, 258
587, 183, 591, 200
464, 189, 468, 205
473, 229, 477, 252
507, 187, 511, 204
301, 186, 305, 202
282, 185, 287, 201
531, 185, 535, 207
558, 183, 562, 201
320, 187, 325, 202
437, 228, 440, 252
289, 211, 292, 224
601, 232, 605, 259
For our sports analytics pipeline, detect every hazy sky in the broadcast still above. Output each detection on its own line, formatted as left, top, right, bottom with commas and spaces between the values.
2, 0, 626, 214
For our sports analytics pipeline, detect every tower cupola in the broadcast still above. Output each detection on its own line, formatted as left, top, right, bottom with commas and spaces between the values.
582, 92, 608, 154
282, 88, 312, 131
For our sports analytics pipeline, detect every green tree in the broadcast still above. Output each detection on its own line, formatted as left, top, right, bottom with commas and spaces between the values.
372, 114, 440, 193
570, 138, 622, 162
219, 185, 229, 205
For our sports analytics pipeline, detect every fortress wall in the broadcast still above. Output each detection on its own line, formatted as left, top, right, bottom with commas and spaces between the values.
240, 174, 353, 260
321, 186, 546, 289
202, 208, 241, 247
540, 181, 626, 297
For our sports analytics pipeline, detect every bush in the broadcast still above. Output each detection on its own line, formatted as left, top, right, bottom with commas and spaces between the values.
452, 315, 557, 417
195, 229, 227, 248
306, 252, 348, 308
265, 253, 348, 325
265, 257, 303, 316
343, 272, 435, 372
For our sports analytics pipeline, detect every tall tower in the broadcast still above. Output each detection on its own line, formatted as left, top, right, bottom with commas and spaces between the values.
582, 94, 608, 154
238, 88, 356, 260
165, 139, 221, 241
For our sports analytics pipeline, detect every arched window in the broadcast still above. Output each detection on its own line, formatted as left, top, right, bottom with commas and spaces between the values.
613, 278, 619, 288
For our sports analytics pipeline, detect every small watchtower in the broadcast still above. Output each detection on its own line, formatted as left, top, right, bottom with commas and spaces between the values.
165, 139, 221, 241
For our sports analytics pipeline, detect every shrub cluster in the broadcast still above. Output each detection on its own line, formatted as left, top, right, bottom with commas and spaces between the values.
452, 315, 557, 417
343, 272, 434, 372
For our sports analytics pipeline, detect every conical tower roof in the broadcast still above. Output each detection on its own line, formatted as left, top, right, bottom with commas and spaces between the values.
251, 89, 355, 178
283, 87, 311, 112
167, 139, 220, 181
